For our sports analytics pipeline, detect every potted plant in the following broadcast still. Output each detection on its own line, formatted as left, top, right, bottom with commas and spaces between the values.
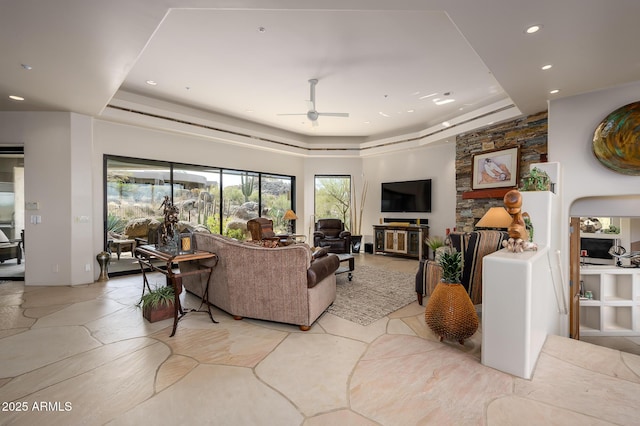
424, 250, 479, 344
520, 167, 552, 191
138, 285, 175, 323
425, 236, 445, 260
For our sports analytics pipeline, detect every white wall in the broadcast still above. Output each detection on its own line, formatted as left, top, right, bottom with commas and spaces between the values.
0, 112, 85, 285
362, 142, 457, 243
549, 80, 640, 335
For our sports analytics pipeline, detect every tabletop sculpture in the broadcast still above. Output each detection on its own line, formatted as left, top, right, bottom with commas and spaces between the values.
502, 189, 537, 253
158, 195, 180, 251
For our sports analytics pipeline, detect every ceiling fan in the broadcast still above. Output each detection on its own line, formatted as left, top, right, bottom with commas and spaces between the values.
278, 79, 349, 126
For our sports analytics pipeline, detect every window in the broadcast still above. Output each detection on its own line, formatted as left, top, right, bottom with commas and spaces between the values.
314, 175, 351, 230
221, 170, 258, 240
171, 165, 220, 233
105, 157, 171, 240
261, 174, 295, 234
105, 155, 294, 274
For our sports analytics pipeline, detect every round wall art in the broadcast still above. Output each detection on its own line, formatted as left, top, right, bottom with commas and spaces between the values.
592, 101, 640, 175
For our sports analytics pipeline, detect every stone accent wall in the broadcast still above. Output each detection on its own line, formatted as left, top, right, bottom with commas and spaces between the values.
456, 111, 548, 231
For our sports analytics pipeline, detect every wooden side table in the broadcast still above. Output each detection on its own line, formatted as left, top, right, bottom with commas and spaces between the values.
135, 244, 218, 337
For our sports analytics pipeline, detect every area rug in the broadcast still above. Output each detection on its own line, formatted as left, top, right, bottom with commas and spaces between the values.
327, 264, 416, 326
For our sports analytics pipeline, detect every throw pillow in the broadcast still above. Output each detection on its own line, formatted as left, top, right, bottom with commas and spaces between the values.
311, 247, 329, 261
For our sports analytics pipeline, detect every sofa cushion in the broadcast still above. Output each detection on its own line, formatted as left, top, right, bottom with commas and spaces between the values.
307, 254, 340, 288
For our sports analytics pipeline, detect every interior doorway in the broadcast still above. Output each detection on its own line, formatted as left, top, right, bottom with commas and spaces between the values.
0, 147, 24, 281
570, 195, 640, 356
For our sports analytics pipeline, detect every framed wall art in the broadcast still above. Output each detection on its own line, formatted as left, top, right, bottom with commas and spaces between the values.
471, 147, 519, 190
592, 101, 640, 175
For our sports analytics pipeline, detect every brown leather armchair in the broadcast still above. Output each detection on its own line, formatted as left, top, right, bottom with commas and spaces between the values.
313, 218, 351, 254
247, 217, 279, 242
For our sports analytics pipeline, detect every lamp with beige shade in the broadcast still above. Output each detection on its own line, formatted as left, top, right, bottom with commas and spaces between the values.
283, 209, 298, 234
475, 207, 512, 230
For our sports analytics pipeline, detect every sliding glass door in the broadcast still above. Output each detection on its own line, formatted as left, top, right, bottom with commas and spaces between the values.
105, 155, 295, 275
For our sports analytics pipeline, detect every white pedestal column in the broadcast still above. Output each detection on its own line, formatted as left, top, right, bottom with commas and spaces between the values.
482, 247, 562, 378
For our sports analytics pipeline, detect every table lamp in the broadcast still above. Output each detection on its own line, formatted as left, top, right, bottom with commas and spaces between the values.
283, 209, 298, 234
475, 207, 512, 230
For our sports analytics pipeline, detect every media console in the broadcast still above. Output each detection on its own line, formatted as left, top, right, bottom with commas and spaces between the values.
373, 224, 429, 260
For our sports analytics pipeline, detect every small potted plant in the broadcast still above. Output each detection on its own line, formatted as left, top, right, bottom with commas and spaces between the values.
425, 236, 445, 260
520, 167, 552, 191
138, 285, 175, 323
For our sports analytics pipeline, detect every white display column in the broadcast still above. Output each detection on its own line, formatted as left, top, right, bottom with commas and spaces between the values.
482, 180, 564, 379
482, 247, 561, 378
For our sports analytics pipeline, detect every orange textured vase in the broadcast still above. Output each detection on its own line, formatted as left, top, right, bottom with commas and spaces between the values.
425, 282, 479, 344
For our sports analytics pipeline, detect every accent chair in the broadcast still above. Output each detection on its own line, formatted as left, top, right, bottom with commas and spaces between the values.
416, 230, 508, 305
313, 218, 351, 254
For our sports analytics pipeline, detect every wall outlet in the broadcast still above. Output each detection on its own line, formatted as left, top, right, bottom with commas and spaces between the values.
52, 264, 59, 273
85, 263, 91, 272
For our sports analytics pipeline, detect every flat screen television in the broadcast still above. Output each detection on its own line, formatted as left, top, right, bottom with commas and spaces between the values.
381, 179, 432, 213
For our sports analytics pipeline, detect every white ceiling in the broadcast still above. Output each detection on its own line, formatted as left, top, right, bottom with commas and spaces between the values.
2, 0, 640, 142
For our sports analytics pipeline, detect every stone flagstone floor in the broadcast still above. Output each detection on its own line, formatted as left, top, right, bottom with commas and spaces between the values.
1, 254, 640, 425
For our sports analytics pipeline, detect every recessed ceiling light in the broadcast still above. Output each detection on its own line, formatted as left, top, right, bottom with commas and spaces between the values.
419, 92, 438, 100
8, 95, 24, 101
549, 89, 560, 94
146, 80, 157, 86
364, 121, 371, 124
245, 109, 254, 113
541, 64, 552, 70
379, 112, 390, 117
21, 64, 32, 70
407, 109, 414, 113
442, 121, 451, 127
525, 24, 542, 34
433, 98, 455, 106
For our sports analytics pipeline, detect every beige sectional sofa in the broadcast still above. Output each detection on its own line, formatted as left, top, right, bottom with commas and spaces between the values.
180, 232, 340, 330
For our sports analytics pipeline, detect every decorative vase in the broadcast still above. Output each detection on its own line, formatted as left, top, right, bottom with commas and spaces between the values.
351, 235, 363, 253
96, 251, 110, 281
425, 281, 479, 344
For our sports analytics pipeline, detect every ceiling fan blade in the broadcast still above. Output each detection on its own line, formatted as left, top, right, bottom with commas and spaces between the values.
317, 112, 349, 118
276, 113, 307, 116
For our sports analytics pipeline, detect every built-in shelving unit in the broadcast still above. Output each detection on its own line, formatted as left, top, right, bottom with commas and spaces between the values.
579, 266, 640, 336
